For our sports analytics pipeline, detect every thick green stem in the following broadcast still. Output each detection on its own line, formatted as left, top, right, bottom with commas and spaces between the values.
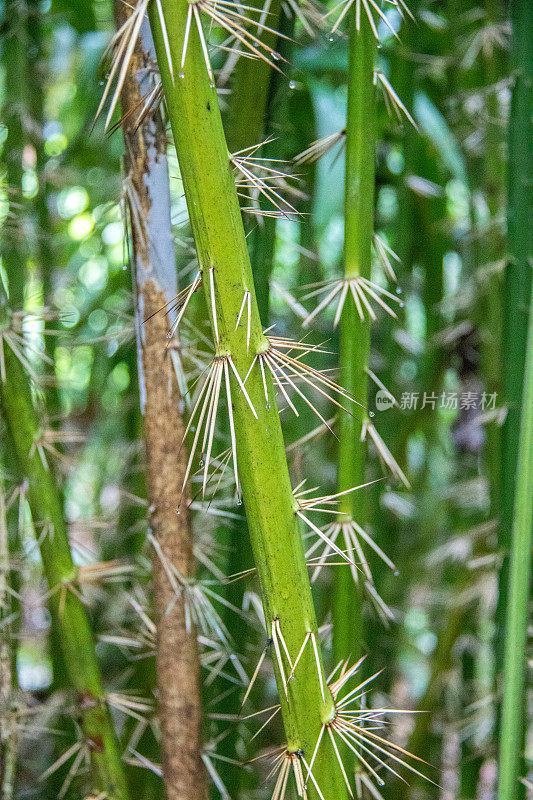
0, 338, 129, 800
333, 9, 376, 665
26, 1, 60, 382
115, 7, 206, 798
498, 288, 532, 799
149, 3, 348, 796
216, 17, 292, 786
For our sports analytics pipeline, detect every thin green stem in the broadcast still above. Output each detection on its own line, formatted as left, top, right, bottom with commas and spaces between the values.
248, 10, 296, 324
333, 8, 376, 665
343, 16, 376, 284
497, 0, 532, 680
149, 2, 348, 796
1, 0, 29, 308
0, 472, 18, 799
498, 0, 533, 788
475, 0, 506, 525
26, 1, 59, 362
498, 288, 532, 799
223, 0, 282, 154
0, 335, 130, 800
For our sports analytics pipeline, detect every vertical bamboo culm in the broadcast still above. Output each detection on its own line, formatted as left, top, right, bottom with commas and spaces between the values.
148, 1, 349, 796
0, 333, 130, 799
113, 4, 206, 798
497, 0, 533, 795
334, 8, 376, 664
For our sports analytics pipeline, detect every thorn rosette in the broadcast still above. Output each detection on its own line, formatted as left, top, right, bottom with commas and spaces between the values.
181, 0, 288, 85
232, 139, 305, 220
179, 352, 257, 505
305, 659, 435, 797
245, 334, 366, 429
301, 275, 404, 328
0, 306, 59, 383
325, 0, 414, 39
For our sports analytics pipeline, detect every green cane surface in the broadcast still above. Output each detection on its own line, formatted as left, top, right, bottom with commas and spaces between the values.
215, 14, 294, 788
498, 287, 532, 799
245, 10, 296, 324
1, 0, 29, 309
333, 9, 376, 665
497, 0, 533, 683
223, 0, 282, 155
149, 3, 349, 796
497, 0, 533, 789
0, 340, 130, 800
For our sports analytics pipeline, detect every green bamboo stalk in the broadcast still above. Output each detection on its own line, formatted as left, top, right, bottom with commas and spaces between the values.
498, 287, 532, 799
0, 471, 18, 799
0, 315, 130, 799
497, 0, 532, 677
497, 0, 533, 792
461, 3, 507, 793
248, 10, 296, 324
215, 47, 280, 779
1, 0, 29, 308
466, 1, 505, 582
114, 6, 205, 797
223, 0, 282, 155
149, 3, 349, 796
217, 19, 294, 788
333, 8, 376, 665
26, 0, 60, 381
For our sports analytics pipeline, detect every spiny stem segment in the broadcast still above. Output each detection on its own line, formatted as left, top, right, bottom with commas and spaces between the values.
306, 659, 435, 797
114, 4, 205, 796
149, 1, 349, 796
97, 0, 286, 131
181, 0, 287, 85
334, 5, 377, 666
0, 326, 130, 799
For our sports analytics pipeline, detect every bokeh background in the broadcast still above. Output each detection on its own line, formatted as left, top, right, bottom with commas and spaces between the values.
0, 0, 531, 798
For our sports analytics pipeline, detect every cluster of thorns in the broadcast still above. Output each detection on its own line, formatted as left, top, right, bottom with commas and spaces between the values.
3, 0, 435, 796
